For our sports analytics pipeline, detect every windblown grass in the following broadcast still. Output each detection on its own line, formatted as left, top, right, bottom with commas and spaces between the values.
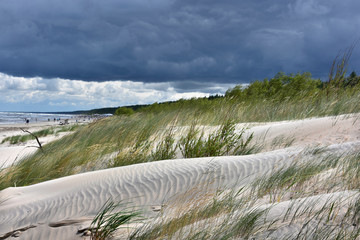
128, 146, 360, 240
1, 66, 360, 189
129, 188, 266, 240
252, 154, 341, 202
150, 126, 177, 161
87, 200, 141, 240
178, 119, 254, 158
112, 118, 255, 167
1, 86, 360, 190
1, 125, 80, 145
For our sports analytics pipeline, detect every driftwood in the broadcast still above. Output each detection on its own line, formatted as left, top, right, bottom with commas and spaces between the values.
19, 128, 44, 152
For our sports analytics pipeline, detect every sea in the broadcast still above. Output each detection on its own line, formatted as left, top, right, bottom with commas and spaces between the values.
0, 112, 78, 125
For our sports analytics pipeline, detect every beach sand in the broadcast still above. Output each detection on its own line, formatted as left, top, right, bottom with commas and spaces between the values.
0, 119, 89, 169
0, 114, 360, 239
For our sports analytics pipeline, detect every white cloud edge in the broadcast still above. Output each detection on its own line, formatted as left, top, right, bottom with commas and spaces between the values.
0, 72, 237, 110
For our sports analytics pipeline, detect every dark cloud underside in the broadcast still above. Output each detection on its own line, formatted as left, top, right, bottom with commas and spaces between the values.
0, 0, 359, 83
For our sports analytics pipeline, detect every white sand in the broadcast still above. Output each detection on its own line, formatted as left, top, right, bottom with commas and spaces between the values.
242, 114, 360, 149
0, 120, 88, 169
0, 114, 360, 239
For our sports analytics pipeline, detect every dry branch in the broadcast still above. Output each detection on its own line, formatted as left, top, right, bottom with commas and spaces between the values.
20, 128, 44, 152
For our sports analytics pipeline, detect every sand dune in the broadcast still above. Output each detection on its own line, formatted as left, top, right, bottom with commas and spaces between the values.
0, 148, 297, 237
167, 190, 360, 239
0, 115, 360, 239
1, 141, 360, 239
245, 114, 360, 149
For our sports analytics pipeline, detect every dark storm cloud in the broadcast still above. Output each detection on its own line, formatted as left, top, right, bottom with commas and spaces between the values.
0, 0, 359, 83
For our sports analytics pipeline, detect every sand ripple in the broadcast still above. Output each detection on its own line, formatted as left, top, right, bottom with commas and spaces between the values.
0, 141, 359, 239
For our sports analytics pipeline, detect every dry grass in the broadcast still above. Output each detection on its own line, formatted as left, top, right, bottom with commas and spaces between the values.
128, 147, 360, 240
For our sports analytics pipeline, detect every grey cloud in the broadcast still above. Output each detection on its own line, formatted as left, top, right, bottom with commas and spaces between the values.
0, 0, 359, 83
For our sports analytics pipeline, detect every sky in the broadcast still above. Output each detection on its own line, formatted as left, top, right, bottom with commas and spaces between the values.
0, 0, 360, 112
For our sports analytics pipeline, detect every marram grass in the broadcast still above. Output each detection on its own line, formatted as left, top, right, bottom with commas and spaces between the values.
1, 85, 360, 189
1, 79, 360, 239
1, 124, 80, 145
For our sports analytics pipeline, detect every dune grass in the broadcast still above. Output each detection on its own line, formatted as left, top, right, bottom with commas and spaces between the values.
1, 124, 80, 145
89, 200, 141, 240
0, 77, 360, 239
129, 188, 264, 240
130, 193, 360, 240
150, 125, 177, 161
2, 57, 360, 188
1, 85, 360, 190
128, 147, 360, 240
178, 120, 254, 158
0, 111, 258, 189
252, 153, 341, 202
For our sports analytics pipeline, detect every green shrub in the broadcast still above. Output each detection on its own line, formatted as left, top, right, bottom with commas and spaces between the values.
226, 72, 322, 102
115, 107, 134, 116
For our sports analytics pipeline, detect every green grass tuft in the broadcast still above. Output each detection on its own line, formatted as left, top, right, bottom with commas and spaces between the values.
89, 200, 141, 240
178, 120, 254, 158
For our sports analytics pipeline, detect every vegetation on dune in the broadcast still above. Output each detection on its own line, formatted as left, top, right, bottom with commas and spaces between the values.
114, 107, 135, 116
178, 120, 254, 158
129, 188, 261, 240
1, 69, 360, 189
150, 126, 177, 161
252, 152, 342, 202
129, 150, 360, 240
110, 119, 255, 168
225, 72, 322, 101
1, 125, 80, 145
87, 200, 141, 240
132, 71, 360, 123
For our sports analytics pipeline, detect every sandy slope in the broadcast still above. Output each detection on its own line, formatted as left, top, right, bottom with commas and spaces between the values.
0, 114, 360, 239
244, 114, 360, 149
0, 148, 298, 238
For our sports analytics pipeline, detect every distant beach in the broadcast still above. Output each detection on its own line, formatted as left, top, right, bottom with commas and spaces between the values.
0, 112, 79, 125
0, 113, 95, 169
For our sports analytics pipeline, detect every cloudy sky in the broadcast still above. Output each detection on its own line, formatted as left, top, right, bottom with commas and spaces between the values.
0, 0, 359, 112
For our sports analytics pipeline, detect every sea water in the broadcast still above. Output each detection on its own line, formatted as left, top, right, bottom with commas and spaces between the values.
0, 112, 77, 124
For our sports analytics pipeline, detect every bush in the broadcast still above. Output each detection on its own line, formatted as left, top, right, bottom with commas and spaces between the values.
115, 107, 134, 116
225, 72, 322, 101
